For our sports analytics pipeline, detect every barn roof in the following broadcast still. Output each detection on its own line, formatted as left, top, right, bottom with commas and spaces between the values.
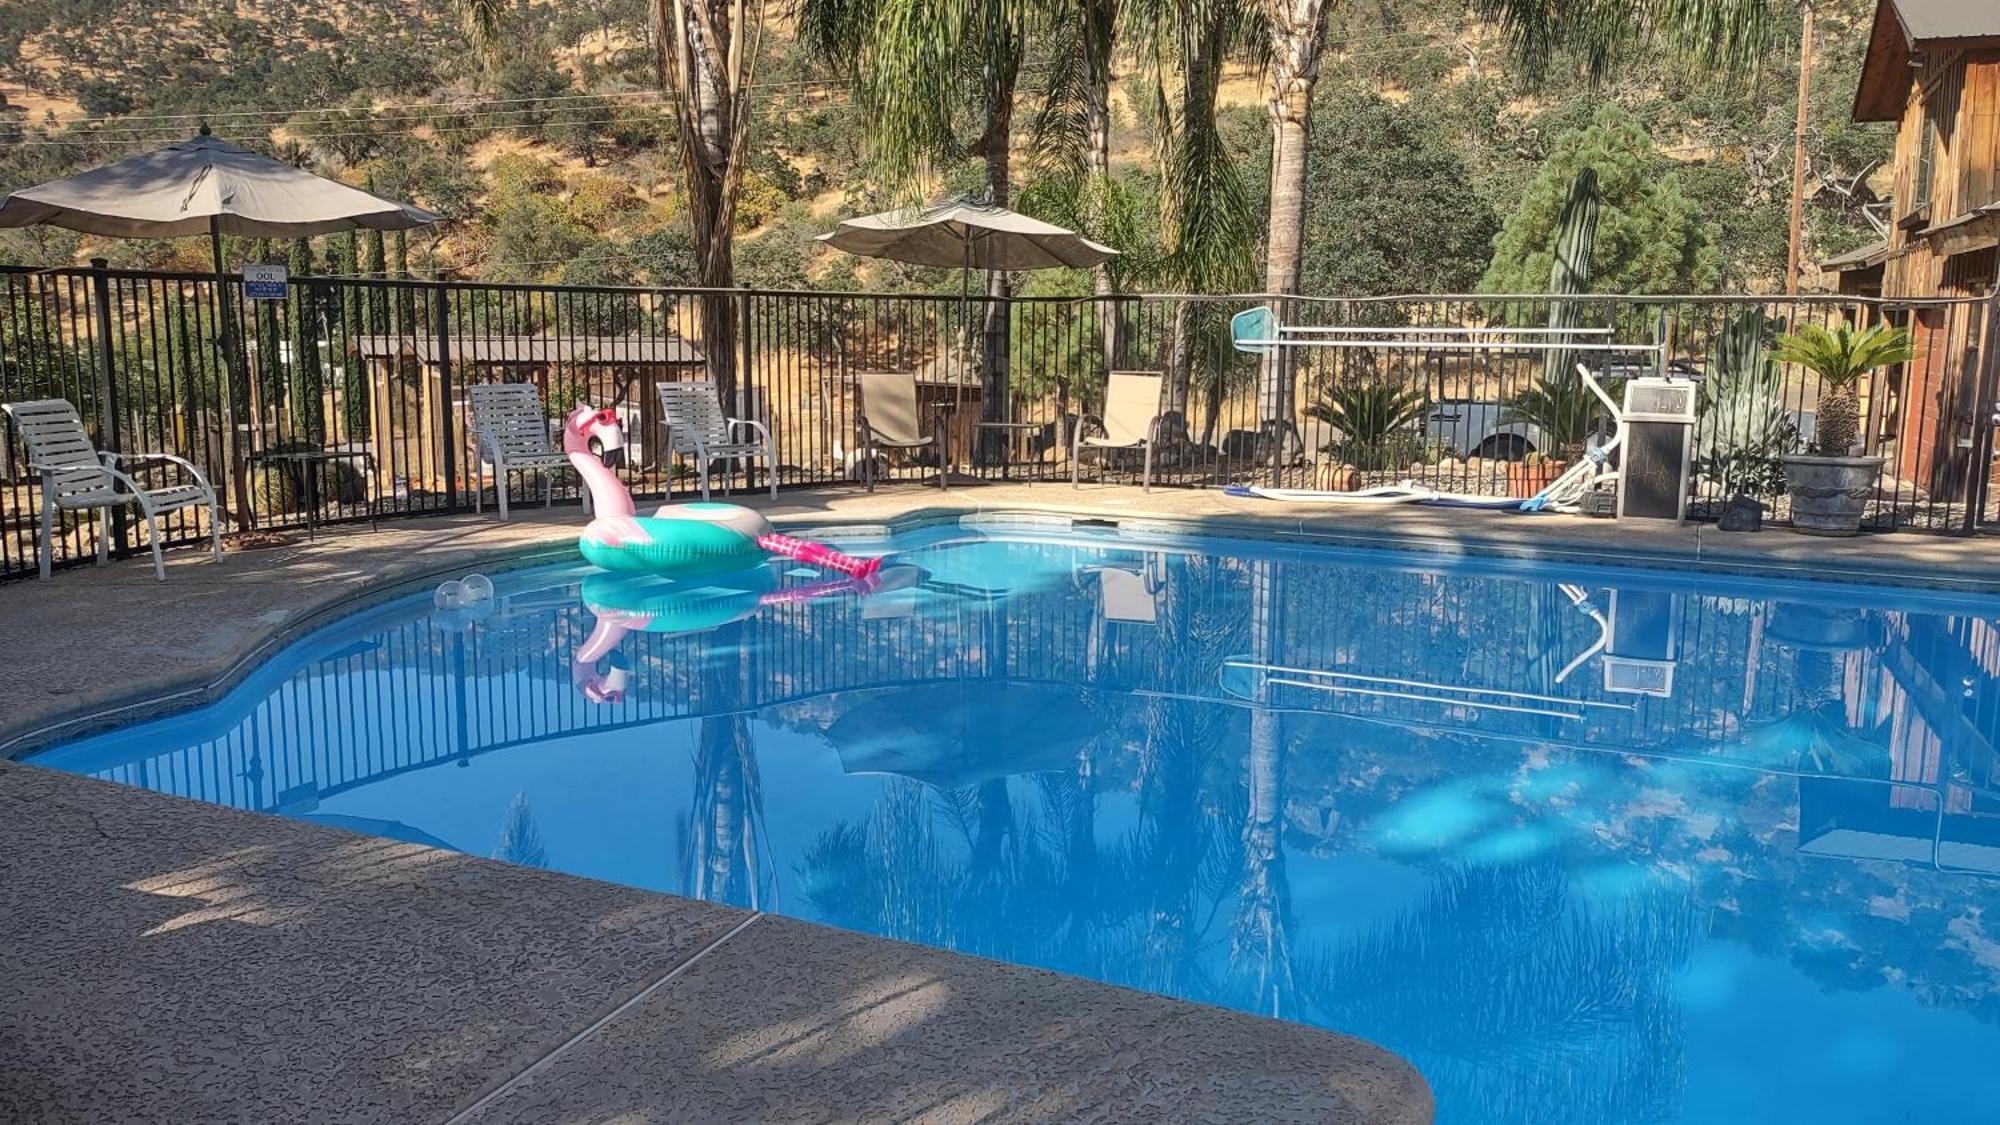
1854, 0, 2000, 121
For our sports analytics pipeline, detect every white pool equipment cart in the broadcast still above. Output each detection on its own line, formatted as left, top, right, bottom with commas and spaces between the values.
1616, 377, 1701, 522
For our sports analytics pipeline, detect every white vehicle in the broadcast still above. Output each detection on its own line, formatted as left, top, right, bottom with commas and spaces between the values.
1420, 361, 1701, 461
1421, 399, 1546, 461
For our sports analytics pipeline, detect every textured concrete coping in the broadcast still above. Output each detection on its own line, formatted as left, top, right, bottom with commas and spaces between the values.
0, 760, 1433, 1124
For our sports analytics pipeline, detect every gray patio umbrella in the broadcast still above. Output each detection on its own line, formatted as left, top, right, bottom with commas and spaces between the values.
0, 127, 441, 529
817, 198, 1119, 271
0, 127, 439, 249
818, 199, 1118, 443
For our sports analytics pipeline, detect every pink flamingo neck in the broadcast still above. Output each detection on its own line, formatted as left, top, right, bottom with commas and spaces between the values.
563, 408, 636, 518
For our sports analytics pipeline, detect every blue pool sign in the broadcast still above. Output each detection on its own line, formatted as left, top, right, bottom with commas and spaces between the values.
242, 264, 287, 301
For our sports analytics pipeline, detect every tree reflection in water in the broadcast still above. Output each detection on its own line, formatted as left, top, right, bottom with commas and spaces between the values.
1305, 863, 1702, 1125
681, 617, 775, 911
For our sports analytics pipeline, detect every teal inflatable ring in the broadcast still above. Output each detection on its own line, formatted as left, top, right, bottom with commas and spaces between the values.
579, 515, 768, 577
580, 569, 776, 635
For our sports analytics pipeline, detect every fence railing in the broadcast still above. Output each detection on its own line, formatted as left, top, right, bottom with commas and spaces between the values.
3, 263, 1997, 579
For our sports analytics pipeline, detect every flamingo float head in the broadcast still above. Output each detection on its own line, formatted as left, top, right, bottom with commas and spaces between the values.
563, 403, 626, 459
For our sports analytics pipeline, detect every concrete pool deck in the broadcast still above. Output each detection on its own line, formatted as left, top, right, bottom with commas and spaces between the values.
5, 479, 1999, 1122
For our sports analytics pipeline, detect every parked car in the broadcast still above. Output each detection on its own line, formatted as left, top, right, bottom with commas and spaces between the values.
1421, 399, 1545, 461
1422, 360, 1704, 461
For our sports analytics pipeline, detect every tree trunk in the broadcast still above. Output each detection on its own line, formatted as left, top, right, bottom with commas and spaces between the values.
1235, 558, 1291, 1017
1163, 298, 1193, 450
1083, 0, 1121, 376
1256, 0, 1329, 450
652, 0, 760, 408
977, 54, 1020, 466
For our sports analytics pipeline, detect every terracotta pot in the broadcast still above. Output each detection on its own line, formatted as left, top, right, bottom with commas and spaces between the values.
1506, 459, 1566, 499
1781, 455, 1884, 536
1314, 461, 1362, 492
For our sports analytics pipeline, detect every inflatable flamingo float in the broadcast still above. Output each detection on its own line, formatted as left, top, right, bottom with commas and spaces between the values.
569, 566, 917, 703
562, 404, 882, 580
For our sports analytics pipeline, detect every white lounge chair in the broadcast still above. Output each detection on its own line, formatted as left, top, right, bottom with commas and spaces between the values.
658, 379, 776, 500
467, 383, 573, 520
2, 398, 220, 581
1072, 370, 1164, 491
855, 371, 945, 491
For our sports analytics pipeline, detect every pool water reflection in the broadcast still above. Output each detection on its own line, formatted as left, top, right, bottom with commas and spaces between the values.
32, 526, 2000, 1124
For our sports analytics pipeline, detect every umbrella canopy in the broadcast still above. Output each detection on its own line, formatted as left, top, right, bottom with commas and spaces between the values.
0, 131, 440, 240
817, 198, 1117, 271
823, 680, 1108, 788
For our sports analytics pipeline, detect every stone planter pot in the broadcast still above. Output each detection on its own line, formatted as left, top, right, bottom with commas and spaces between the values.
1781, 454, 1883, 536
1766, 602, 1874, 652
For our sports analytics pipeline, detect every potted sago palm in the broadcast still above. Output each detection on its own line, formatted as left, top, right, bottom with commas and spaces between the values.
1773, 323, 1915, 536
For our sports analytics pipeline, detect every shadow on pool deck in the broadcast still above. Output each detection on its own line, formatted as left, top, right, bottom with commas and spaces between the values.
0, 759, 1432, 1124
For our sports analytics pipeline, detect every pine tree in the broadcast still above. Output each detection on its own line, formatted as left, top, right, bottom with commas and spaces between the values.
331, 233, 369, 435
288, 238, 325, 444
1479, 105, 1720, 298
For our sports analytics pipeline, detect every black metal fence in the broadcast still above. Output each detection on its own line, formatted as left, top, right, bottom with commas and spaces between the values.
3, 262, 1997, 579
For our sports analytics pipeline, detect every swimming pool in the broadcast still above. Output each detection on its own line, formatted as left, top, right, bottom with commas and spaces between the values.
29, 522, 2000, 1124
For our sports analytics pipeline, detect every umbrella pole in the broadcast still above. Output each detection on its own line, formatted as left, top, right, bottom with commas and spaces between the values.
958, 244, 970, 473
211, 216, 253, 533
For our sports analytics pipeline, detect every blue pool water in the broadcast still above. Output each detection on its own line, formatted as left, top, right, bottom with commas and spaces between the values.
30, 523, 2000, 1123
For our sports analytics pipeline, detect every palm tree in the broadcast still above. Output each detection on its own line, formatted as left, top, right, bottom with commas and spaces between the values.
1500, 374, 1624, 462
1132, 0, 1260, 447
682, 618, 776, 909
1471, 0, 1783, 84
1771, 322, 1915, 457
799, 0, 1028, 441
1251, 0, 1333, 445
1026, 0, 1123, 371
1234, 559, 1293, 1018
1307, 380, 1429, 470
495, 792, 549, 867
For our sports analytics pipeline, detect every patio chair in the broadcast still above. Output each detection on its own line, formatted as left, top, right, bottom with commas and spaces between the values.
1074, 553, 1167, 625
467, 383, 573, 520
1, 398, 220, 582
1072, 371, 1164, 491
658, 379, 776, 500
855, 372, 945, 492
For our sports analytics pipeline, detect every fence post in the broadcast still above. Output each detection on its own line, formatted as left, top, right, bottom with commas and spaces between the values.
87, 258, 128, 553
1963, 289, 2000, 535
737, 290, 760, 492
433, 283, 458, 512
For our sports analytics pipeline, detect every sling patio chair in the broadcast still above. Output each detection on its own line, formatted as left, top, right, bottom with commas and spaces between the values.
658, 379, 777, 500
467, 382, 575, 520
2, 398, 220, 581
1071, 370, 1164, 491
854, 371, 947, 492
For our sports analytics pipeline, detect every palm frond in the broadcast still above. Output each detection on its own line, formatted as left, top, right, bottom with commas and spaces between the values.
1472, 0, 1781, 88
1770, 322, 1915, 390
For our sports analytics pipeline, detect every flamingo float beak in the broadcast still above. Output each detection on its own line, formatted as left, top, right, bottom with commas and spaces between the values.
590, 408, 627, 468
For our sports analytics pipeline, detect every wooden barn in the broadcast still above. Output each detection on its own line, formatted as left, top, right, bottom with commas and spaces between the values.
1825, 0, 2000, 498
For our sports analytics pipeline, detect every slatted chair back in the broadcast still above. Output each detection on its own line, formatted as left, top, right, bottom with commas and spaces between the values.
659, 381, 731, 453
1101, 371, 1164, 446
856, 372, 923, 445
1, 399, 118, 507
467, 383, 558, 459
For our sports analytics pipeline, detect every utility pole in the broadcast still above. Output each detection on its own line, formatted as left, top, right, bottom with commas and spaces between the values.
1786, 4, 1815, 296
